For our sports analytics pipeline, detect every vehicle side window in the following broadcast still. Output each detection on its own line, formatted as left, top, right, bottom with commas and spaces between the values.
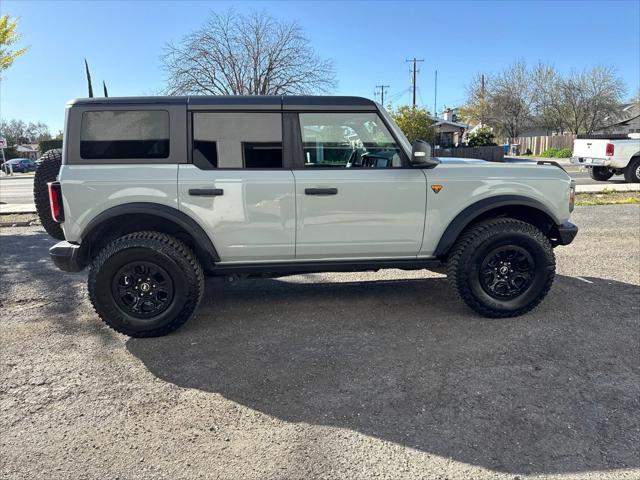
299, 113, 403, 168
80, 111, 169, 159
192, 112, 282, 169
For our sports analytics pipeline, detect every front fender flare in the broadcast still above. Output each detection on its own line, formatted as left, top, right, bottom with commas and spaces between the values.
433, 195, 560, 257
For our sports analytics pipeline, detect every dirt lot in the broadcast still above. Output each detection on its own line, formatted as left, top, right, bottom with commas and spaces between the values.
1, 205, 639, 480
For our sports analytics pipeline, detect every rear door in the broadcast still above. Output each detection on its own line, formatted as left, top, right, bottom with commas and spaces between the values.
178, 111, 296, 263
289, 111, 427, 260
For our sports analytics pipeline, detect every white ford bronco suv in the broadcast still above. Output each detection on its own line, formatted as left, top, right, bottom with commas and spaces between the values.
41, 96, 577, 337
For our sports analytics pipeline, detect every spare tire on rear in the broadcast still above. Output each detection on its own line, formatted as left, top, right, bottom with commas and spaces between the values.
33, 149, 65, 240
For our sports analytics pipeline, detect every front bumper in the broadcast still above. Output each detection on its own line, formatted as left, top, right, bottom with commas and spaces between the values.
570, 156, 611, 167
50, 241, 85, 272
552, 222, 579, 246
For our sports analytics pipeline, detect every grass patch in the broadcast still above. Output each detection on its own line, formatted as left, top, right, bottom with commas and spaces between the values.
576, 191, 640, 206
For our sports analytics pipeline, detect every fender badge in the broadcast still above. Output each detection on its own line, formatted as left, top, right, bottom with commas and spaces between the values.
431, 184, 443, 193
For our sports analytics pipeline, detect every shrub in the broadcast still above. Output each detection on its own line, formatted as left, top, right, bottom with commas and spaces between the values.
540, 148, 559, 158
39, 139, 63, 154
540, 147, 572, 158
467, 127, 496, 147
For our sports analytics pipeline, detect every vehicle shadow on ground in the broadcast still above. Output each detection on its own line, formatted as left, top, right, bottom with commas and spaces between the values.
127, 273, 639, 476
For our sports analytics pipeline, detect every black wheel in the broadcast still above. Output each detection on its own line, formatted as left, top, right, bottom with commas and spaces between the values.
446, 218, 556, 318
33, 149, 64, 240
88, 231, 204, 337
624, 157, 640, 183
589, 166, 614, 181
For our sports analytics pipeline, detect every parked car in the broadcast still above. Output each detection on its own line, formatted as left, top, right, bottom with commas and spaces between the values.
41, 96, 577, 337
1, 158, 37, 173
570, 133, 640, 182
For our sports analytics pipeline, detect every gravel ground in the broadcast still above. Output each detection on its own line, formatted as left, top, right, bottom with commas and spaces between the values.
1, 205, 639, 480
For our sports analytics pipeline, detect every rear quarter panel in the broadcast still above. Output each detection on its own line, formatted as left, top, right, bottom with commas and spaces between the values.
419, 162, 572, 257
59, 164, 178, 242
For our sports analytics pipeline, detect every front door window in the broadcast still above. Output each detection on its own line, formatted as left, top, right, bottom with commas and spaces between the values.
299, 113, 403, 169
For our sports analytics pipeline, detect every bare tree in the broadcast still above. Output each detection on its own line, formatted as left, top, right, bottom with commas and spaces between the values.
490, 61, 534, 138
162, 10, 336, 95
458, 73, 490, 127
531, 63, 565, 134
462, 62, 626, 137
1, 119, 51, 144
460, 62, 534, 137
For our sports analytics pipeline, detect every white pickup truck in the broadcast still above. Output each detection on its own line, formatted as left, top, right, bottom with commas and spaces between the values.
570, 134, 640, 183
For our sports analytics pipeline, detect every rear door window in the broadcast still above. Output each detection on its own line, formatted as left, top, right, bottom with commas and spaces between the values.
80, 110, 170, 159
192, 112, 282, 169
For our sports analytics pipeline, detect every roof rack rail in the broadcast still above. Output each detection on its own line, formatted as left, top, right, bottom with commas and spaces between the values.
537, 160, 566, 171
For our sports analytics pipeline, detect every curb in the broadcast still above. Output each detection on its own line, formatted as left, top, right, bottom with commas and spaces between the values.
576, 184, 640, 193
0, 174, 36, 180
0, 205, 37, 214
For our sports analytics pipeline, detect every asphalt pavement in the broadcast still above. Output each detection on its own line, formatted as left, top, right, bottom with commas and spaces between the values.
0, 175, 35, 205
1, 204, 638, 480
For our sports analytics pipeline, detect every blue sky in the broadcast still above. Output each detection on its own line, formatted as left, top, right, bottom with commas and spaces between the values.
1, 0, 639, 133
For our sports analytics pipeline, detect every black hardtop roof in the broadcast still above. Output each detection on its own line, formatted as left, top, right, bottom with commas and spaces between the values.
67, 95, 378, 110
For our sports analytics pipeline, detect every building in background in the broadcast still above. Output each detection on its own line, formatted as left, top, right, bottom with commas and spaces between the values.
594, 103, 640, 135
432, 108, 468, 147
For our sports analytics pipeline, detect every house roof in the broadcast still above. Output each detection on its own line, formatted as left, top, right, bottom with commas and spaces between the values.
431, 117, 469, 129
601, 102, 640, 127
15, 145, 38, 152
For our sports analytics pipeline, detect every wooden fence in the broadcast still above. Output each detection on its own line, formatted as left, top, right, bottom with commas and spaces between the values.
434, 145, 505, 162
507, 134, 576, 156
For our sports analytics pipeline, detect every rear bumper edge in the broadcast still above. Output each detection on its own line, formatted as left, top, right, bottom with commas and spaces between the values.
49, 241, 85, 272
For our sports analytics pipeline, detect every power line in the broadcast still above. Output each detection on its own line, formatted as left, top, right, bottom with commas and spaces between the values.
386, 86, 412, 106
374, 84, 390, 105
405, 58, 424, 108
416, 86, 426, 109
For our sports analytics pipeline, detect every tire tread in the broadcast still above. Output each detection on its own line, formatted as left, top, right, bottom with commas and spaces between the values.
33, 149, 64, 240
88, 231, 204, 337
446, 218, 555, 318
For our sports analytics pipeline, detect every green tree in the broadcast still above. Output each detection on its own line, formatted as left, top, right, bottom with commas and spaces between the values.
0, 15, 28, 72
390, 106, 435, 143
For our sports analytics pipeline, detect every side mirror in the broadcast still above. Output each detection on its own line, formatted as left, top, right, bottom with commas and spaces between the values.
410, 140, 439, 168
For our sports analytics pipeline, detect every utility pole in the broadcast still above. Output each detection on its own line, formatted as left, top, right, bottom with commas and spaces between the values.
480, 74, 486, 126
434, 70, 438, 117
406, 58, 424, 108
375, 84, 390, 105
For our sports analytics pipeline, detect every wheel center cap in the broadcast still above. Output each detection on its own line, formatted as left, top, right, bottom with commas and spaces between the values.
499, 266, 509, 275
140, 282, 151, 292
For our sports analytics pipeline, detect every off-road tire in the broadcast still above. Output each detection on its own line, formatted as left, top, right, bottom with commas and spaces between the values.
446, 218, 556, 318
88, 231, 204, 337
589, 166, 614, 181
33, 149, 64, 240
624, 157, 640, 183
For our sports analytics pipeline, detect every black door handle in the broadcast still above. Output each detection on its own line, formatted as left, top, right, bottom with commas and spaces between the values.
305, 188, 338, 195
189, 188, 224, 196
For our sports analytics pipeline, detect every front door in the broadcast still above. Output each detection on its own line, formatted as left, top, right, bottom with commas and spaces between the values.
292, 112, 427, 260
